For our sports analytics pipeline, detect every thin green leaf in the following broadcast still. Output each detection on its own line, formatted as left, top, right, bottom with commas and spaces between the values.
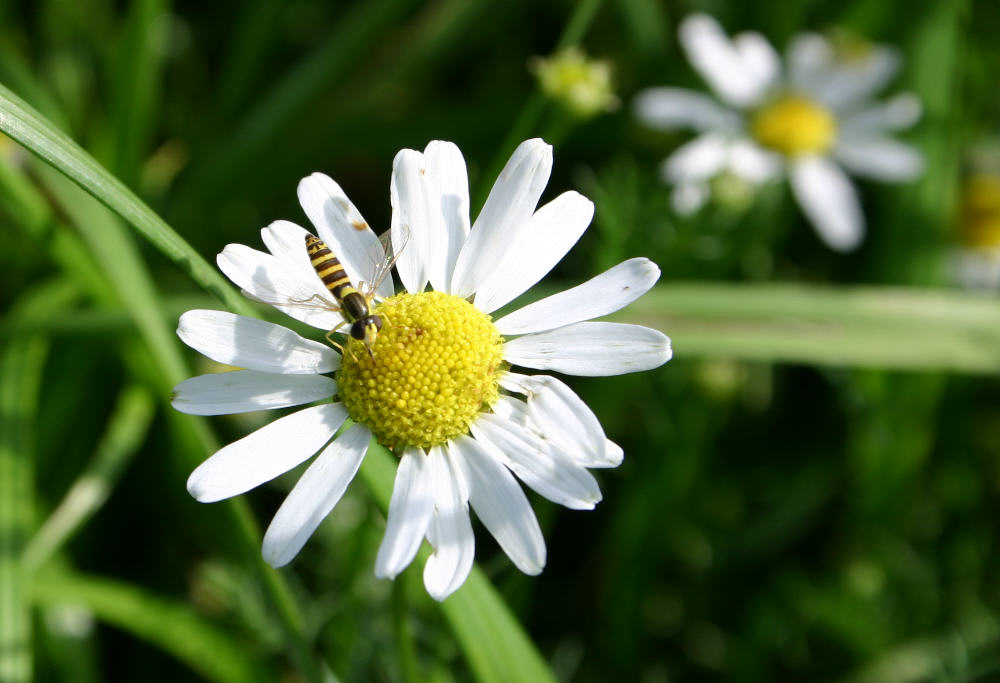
613, 282, 1000, 374
0, 81, 253, 316
0, 284, 67, 682
359, 444, 558, 683
31, 571, 269, 683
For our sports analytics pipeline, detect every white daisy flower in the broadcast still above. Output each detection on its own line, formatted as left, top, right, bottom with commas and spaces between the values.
173, 139, 671, 600
634, 14, 924, 251
953, 172, 1000, 290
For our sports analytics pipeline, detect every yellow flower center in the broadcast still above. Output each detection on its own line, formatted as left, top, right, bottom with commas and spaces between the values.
751, 96, 837, 157
337, 291, 504, 450
961, 174, 1000, 248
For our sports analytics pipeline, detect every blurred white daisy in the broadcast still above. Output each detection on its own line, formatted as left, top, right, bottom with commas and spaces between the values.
635, 14, 924, 251
953, 172, 1000, 289
173, 139, 671, 600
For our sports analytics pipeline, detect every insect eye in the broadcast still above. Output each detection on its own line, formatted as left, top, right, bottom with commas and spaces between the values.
350, 321, 366, 340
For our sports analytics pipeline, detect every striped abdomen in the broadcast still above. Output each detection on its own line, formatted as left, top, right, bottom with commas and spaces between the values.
305, 234, 369, 323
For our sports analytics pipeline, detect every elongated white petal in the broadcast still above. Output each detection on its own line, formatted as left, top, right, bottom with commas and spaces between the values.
787, 33, 833, 97
297, 173, 393, 300
495, 258, 660, 335
679, 14, 770, 108
840, 93, 922, 135
662, 133, 729, 183
391, 149, 440, 294
262, 423, 370, 567
260, 220, 315, 274
424, 141, 470, 292
423, 446, 475, 601
172, 371, 335, 415
451, 139, 552, 298
834, 138, 924, 182
177, 310, 339, 374
501, 374, 608, 468
217, 244, 343, 330
789, 156, 865, 252
602, 439, 624, 468
450, 435, 545, 574
470, 413, 601, 509
732, 31, 780, 94
375, 447, 434, 579
474, 191, 594, 314
633, 87, 738, 132
187, 403, 347, 503
819, 46, 901, 110
504, 322, 672, 376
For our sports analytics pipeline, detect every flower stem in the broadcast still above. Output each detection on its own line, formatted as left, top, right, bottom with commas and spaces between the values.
391, 575, 422, 683
472, 0, 604, 208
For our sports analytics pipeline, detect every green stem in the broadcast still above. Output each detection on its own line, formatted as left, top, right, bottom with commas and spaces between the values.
472, 0, 604, 208
391, 576, 422, 683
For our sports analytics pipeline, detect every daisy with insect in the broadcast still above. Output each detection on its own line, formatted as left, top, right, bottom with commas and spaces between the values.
172, 139, 671, 600
634, 14, 924, 251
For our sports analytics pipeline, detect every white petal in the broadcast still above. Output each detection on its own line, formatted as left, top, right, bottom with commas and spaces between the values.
177, 310, 339, 374
216, 244, 343, 330
679, 14, 770, 108
834, 138, 924, 182
424, 141, 471, 291
495, 258, 660, 335
671, 182, 710, 215
470, 412, 601, 509
787, 33, 833, 96
187, 403, 347, 503
500, 374, 611, 469
633, 87, 738, 132
423, 446, 475, 601
662, 133, 729, 183
732, 31, 780, 95
819, 46, 901, 110
297, 173, 393, 300
728, 141, 783, 184
840, 93, 922, 134
603, 439, 624, 468
260, 220, 315, 274
503, 322, 672, 376
473, 191, 594, 314
451, 139, 552, 298
789, 156, 865, 252
391, 148, 441, 294
172, 371, 336, 415
449, 435, 545, 574
262, 423, 370, 567
374, 447, 434, 579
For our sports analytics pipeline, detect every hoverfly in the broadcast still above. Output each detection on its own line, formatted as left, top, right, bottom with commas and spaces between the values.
245, 227, 406, 361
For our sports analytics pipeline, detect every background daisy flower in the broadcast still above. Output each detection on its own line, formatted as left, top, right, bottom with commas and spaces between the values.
172, 139, 671, 600
634, 13, 924, 251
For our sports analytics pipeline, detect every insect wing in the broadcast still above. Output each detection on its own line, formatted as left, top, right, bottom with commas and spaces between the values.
360, 226, 409, 301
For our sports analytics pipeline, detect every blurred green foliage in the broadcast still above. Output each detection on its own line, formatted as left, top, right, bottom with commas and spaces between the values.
2, 0, 1000, 681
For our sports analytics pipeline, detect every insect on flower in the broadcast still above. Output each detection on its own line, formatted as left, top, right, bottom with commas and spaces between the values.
247, 228, 407, 362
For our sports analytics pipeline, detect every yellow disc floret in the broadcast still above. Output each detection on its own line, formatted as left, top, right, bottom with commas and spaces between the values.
751, 95, 837, 157
337, 291, 504, 450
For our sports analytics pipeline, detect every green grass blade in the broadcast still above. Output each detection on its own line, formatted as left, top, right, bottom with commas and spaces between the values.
0, 286, 64, 682
359, 444, 558, 683
0, 81, 253, 316
613, 282, 1000, 373
31, 571, 269, 683
23, 384, 156, 571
